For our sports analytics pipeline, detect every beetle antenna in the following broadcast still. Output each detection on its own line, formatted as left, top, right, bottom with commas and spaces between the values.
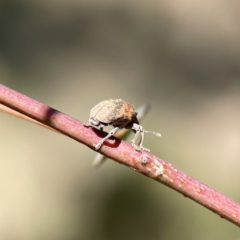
144, 130, 161, 137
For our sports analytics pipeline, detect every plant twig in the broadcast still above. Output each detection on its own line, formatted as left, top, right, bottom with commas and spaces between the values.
0, 84, 239, 227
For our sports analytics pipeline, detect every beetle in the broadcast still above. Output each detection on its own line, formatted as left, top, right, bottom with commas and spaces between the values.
84, 99, 161, 152
92, 103, 151, 168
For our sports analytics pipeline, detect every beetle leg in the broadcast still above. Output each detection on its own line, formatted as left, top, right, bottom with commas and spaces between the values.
94, 127, 119, 150
84, 122, 92, 127
84, 122, 106, 131
131, 132, 141, 151
138, 129, 150, 152
131, 123, 150, 152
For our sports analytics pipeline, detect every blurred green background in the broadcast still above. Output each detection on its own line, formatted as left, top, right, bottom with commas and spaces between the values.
1, 0, 240, 239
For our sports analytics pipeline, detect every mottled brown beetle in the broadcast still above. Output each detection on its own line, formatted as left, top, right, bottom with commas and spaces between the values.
84, 99, 161, 152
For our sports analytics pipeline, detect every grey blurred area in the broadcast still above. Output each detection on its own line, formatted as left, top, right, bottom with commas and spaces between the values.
1, 0, 240, 239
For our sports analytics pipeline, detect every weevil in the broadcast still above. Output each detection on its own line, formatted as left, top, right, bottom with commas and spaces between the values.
84, 99, 161, 152
92, 103, 151, 167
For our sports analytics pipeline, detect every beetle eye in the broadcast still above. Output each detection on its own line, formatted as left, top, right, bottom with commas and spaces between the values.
89, 118, 100, 126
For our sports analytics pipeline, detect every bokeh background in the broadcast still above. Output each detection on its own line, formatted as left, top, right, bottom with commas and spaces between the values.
1, 0, 240, 239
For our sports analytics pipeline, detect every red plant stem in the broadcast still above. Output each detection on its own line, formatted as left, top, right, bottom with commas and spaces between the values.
0, 84, 239, 227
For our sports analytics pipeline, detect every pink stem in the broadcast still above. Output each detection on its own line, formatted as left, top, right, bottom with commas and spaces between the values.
0, 84, 239, 227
